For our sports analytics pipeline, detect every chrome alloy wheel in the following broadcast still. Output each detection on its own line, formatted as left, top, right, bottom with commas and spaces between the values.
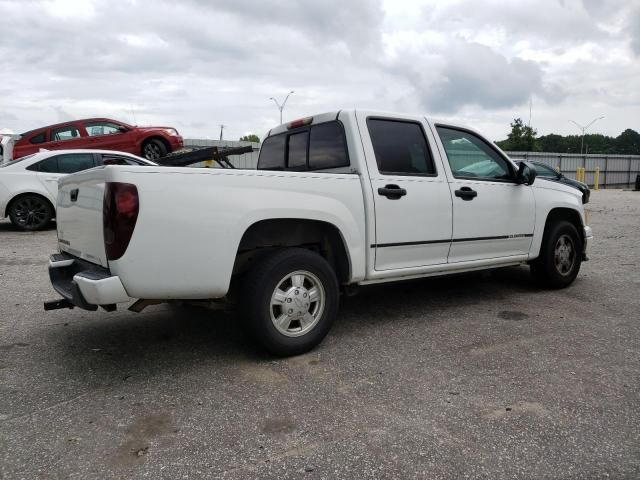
554, 234, 575, 276
270, 270, 325, 337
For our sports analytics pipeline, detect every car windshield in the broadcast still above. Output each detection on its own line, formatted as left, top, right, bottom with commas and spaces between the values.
533, 163, 559, 177
0, 154, 36, 167
515, 161, 558, 178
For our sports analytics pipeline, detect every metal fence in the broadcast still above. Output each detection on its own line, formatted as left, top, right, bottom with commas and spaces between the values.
506, 151, 640, 188
182, 138, 259, 169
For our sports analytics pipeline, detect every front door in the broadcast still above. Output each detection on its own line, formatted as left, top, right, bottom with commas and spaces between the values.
358, 114, 454, 271
434, 126, 535, 263
83, 120, 132, 152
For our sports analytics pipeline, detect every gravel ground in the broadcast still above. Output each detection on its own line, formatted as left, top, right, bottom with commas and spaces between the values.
0, 189, 639, 479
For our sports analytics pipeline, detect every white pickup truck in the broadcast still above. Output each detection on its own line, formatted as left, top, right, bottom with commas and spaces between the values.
47, 110, 592, 356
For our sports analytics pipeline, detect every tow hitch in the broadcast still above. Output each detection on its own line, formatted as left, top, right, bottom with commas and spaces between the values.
44, 299, 75, 311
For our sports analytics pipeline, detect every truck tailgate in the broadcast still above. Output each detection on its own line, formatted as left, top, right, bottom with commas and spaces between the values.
56, 168, 108, 268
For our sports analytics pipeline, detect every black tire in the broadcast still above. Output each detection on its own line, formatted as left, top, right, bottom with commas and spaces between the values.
241, 248, 339, 356
142, 139, 168, 160
530, 220, 582, 289
8, 194, 54, 231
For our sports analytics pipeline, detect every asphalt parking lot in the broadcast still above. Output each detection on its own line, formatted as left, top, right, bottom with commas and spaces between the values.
1, 189, 639, 479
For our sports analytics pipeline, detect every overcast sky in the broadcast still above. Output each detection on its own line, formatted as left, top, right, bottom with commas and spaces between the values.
0, 0, 638, 141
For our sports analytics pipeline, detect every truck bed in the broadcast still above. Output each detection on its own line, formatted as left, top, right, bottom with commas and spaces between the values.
56, 165, 367, 300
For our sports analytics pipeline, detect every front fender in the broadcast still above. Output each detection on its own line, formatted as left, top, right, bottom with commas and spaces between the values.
529, 180, 585, 259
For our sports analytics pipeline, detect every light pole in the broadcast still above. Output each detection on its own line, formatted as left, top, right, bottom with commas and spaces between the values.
569, 116, 604, 154
270, 91, 294, 124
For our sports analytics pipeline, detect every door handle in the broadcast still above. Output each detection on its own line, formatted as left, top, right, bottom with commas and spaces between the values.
378, 184, 407, 200
455, 186, 477, 201
70, 189, 79, 202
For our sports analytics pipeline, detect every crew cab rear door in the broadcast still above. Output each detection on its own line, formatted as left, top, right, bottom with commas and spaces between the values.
46, 123, 87, 151
357, 112, 453, 271
433, 125, 535, 263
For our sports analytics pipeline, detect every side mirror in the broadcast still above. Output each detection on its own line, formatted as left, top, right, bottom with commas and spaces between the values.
516, 161, 537, 185
117, 125, 129, 133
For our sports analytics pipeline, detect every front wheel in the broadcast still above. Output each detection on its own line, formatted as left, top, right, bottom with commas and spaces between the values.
242, 248, 339, 356
530, 220, 582, 288
142, 139, 167, 160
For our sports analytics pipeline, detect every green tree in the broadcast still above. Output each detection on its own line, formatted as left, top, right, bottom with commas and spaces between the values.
496, 118, 540, 152
614, 129, 640, 154
538, 134, 568, 153
240, 134, 260, 143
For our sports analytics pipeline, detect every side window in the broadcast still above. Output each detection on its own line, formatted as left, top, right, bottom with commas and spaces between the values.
27, 157, 59, 173
51, 125, 81, 142
30, 132, 47, 144
436, 127, 512, 181
366, 119, 436, 175
101, 154, 144, 166
85, 122, 122, 136
308, 122, 349, 170
287, 132, 307, 169
257, 134, 286, 170
56, 154, 96, 174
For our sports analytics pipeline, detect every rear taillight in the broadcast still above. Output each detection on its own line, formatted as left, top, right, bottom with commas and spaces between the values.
103, 182, 139, 261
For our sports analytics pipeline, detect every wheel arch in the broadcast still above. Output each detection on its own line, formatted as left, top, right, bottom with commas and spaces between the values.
544, 207, 584, 235
531, 207, 584, 259
233, 218, 352, 284
141, 135, 171, 154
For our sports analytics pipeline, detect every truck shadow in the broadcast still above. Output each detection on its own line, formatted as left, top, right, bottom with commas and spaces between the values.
53, 266, 540, 382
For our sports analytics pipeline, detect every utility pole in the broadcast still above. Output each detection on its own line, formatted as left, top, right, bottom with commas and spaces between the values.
219, 124, 224, 141
569, 116, 604, 154
270, 91, 295, 124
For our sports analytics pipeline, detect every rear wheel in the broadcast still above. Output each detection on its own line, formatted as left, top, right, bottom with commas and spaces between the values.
142, 139, 167, 160
242, 248, 339, 356
530, 220, 582, 288
8, 194, 53, 231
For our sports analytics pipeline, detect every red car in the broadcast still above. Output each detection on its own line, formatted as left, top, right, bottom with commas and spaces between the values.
12, 118, 183, 160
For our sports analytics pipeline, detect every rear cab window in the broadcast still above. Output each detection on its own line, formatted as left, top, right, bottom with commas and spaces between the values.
258, 121, 349, 172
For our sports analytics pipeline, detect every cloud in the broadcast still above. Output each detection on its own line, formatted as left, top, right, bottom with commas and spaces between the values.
390, 40, 548, 113
0, 0, 638, 142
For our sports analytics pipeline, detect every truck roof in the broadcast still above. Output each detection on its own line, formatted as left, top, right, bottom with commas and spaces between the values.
267, 109, 487, 139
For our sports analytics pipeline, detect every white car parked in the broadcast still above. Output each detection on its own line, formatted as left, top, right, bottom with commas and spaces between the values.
0, 149, 154, 231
